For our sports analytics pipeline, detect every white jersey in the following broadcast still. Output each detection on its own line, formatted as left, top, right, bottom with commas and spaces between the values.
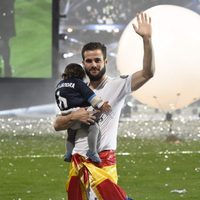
73, 75, 132, 156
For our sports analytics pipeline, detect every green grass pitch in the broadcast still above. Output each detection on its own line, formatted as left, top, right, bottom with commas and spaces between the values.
0, 133, 200, 200
0, 0, 52, 78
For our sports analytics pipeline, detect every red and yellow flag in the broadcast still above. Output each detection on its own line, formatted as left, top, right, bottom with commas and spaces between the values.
66, 151, 131, 200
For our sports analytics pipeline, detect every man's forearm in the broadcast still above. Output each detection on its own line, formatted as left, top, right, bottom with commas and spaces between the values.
53, 113, 75, 131
142, 37, 155, 79
131, 37, 155, 91
53, 108, 96, 131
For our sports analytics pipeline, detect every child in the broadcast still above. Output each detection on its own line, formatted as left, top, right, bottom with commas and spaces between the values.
55, 63, 111, 163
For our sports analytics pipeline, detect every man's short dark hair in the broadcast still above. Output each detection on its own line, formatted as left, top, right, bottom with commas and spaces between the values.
81, 42, 107, 60
62, 63, 85, 80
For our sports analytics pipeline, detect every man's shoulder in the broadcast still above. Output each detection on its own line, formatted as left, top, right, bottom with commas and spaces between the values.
106, 75, 130, 83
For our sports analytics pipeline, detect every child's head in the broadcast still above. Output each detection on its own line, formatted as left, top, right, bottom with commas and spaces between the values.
62, 63, 85, 80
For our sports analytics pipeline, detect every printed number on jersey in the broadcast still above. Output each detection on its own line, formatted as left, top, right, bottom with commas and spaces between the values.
56, 91, 68, 110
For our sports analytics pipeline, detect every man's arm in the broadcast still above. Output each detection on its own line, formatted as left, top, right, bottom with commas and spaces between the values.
53, 108, 96, 131
131, 12, 155, 91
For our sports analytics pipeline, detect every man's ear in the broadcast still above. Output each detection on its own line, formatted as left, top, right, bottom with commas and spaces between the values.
105, 59, 108, 64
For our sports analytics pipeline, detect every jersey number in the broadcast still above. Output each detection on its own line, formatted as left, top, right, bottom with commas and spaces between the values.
56, 91, 68, 110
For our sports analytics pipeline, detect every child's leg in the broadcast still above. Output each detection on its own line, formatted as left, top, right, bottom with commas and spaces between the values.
64, 128, 76, 162
64, 141, 74, 162
87, 123, 99, 152
86, 123, 101, 163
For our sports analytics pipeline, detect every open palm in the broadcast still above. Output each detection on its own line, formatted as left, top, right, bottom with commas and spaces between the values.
132, 12, 152, 38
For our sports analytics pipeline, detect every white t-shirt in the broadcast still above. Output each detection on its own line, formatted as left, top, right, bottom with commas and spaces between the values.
73, 75, 132, 156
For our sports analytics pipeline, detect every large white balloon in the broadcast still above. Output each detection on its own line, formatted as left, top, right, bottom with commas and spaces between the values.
117, 5, 200, 111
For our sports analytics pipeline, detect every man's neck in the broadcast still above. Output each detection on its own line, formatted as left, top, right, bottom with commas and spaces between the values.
89, 75, 107, 90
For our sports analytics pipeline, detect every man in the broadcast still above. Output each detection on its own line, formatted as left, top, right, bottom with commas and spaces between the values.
0, 0, 16, 77
54, 12, 155, 200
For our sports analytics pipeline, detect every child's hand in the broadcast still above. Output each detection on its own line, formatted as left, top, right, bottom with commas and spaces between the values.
100, 101, 111, 112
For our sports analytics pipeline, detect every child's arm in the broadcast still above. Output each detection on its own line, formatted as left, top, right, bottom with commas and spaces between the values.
89, 95, 111, 112
77, 79, 111, 112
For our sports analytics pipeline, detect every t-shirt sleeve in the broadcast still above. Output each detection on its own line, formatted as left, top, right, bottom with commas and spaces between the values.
111, 75, 132, 100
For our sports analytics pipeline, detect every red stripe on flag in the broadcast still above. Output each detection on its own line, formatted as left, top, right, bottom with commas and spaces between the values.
96, 179, 127, 200
68, 176, 83, 200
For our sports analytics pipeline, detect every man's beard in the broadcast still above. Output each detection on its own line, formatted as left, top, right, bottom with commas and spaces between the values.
85, 66, 106, 81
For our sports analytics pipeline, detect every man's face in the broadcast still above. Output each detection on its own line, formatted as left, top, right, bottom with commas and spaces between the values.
82, 49, 107, 81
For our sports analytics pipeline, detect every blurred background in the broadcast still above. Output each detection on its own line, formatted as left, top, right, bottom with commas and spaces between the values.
0, 0, 199, 121
0, 1, 200, 200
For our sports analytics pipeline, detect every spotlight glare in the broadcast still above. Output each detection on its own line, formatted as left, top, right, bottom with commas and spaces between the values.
67, 27, 73, 33
62, 52, 74, 59
59, 33, 68, 40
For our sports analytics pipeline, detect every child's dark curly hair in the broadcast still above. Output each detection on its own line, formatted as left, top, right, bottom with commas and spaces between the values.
62, 63, 85, 80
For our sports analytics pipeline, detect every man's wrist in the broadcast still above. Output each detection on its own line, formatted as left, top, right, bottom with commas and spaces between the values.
143, 36, 151, 42
70, 112, 77, 122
